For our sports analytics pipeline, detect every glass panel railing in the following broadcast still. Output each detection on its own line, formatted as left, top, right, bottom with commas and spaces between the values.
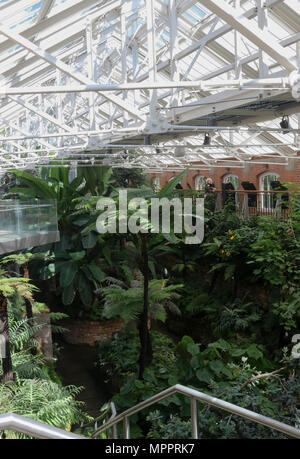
0, 199, 60, 255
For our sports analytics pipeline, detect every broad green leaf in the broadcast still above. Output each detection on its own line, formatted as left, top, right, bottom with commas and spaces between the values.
69, 251, 86, 261
62, 283, 76, 305
187, 342, 200, 356
209, 360, 225, 376
247, 344, 263, 360
10, 169, 57, 200
59, 262, 78, 287
40, 263, 56, 280
102, 245, 112, 266
82, 232, 99, 249
87, 264, 105, 283
158, 169, 188, 198
79, 282, 93, 306
196, 368, 212, 384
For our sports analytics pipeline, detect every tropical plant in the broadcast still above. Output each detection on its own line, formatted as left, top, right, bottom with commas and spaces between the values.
111, 168, 148, 189
98, 331, 299, 439
0, 306, 89, 438
101, 275, 182, 324
78, 169, 188, 378
9, 165, 112, 229
0, 269, 38, 381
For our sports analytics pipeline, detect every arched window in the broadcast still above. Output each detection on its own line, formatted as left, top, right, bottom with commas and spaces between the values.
223, 174, 239, 190
194, 175, 206, 191
260, 172, 279, 209
152, 177, 161, 193
168, 175, 183, 189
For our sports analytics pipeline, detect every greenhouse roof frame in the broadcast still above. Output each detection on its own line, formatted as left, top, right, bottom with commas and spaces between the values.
0, 0, 299, 173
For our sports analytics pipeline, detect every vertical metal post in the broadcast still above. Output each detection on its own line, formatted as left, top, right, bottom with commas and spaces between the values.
113, 423, 118, 439
257, 0, 268, 78
123, 416, 130, 439
234, 0, 241, 79
56, 69, 63, 147
146, 0, 157, 121
244, 193, 249, 220
86, 19, 96, 132
169, 0, 179, 109
121, 3, 129, 127
38, 94, 44, 139
191, 398, 198, 439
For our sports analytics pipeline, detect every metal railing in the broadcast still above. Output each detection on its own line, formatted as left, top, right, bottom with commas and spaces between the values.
2, 385, 300, 439
78, 401, 117, 439
213, 189, 292, 219
0, 413, 85, 439
92, 384, 300, 439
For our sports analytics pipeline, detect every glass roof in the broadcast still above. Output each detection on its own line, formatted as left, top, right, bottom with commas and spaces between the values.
0, 0, 299, 173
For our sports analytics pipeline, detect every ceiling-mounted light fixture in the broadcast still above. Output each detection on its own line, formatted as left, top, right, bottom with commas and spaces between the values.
203, 132, 211, 145
280, 115, 290, 134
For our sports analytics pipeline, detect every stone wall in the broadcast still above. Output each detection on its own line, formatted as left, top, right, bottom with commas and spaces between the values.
61, 318, 125, 346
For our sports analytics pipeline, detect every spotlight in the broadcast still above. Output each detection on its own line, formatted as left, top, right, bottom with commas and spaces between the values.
280, 116, 290, 134
203, 132, 211, 145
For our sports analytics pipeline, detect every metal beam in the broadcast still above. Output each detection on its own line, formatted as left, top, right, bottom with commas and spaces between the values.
8, 96, 85, 141
36, 0, 56, 22
199, 0, 297, 72
0, 22, 145, 122
0, 77, 291, 94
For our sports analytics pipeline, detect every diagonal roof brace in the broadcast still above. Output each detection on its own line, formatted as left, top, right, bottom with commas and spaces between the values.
0, 22, 146, 123
199, 0, 297, 73
36, 0, 56, 23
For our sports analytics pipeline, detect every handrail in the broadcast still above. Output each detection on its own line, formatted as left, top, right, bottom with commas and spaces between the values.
92, 384, 300, 439
79, 401, 117, 433
0, 413, 85, 439
216, 190, 294, 194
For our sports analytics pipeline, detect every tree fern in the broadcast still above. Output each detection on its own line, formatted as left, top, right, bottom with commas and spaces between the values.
0, 309, 90, 438
102, 278, 182, 323
0, 379, 88, 438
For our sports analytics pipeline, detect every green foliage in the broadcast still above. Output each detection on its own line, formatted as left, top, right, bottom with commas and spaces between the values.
101, 277, 182, 323
54, 249, 105, 310
4, 165, 300, 438
96, 328, 176, 384
147, 411, 191, 439
98, 331, 299, 439
0, 307, 89, 438
96, 328, 177, 437
0, 380, 87, 438
111, 168, 148, 189
0, 268, 38, 301
247, 215, 300, 331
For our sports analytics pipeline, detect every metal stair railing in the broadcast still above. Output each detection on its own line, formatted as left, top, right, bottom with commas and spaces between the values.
92, 384, 300, 440
0, 412, 85, 439
79, 402, 117, 438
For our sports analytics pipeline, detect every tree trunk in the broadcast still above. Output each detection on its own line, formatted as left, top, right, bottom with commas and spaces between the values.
23, 263, 38, 355
138, 234, 153, 379
0, 293, 14, 382
23, 263, 33, 320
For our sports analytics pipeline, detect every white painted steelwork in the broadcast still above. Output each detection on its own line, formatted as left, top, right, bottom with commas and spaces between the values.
0, 0, 299, 172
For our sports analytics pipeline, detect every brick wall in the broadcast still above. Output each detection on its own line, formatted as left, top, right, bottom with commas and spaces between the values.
297, 159, 300, 184
148, 155, 300, 191
61, 318, 125, 346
